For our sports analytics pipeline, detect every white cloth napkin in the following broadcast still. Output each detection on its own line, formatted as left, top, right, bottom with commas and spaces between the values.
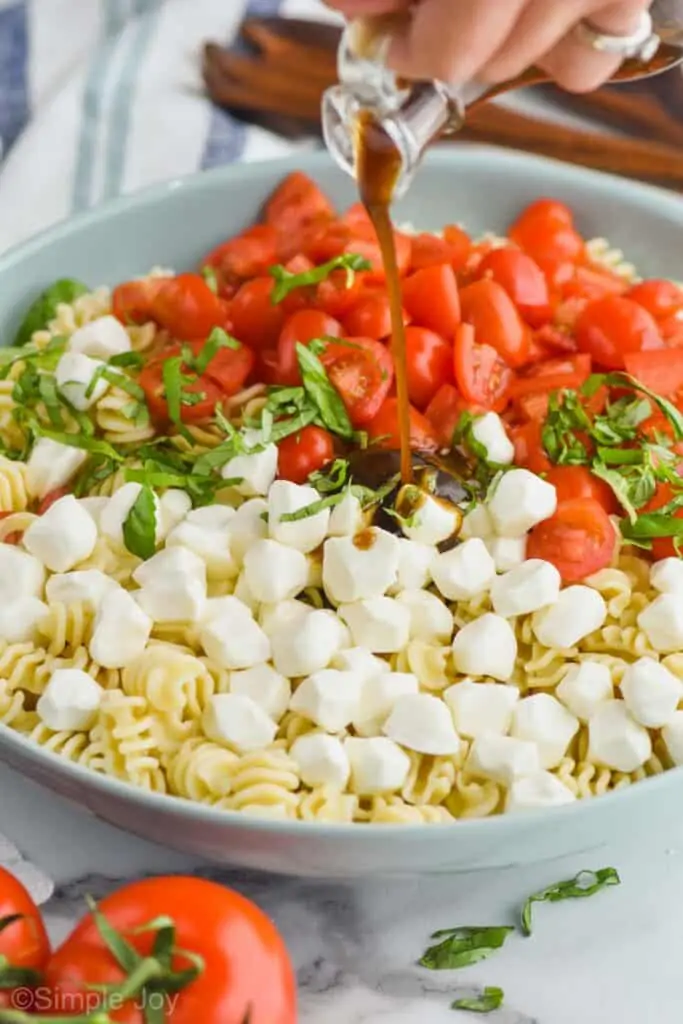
0, 0, 336, 255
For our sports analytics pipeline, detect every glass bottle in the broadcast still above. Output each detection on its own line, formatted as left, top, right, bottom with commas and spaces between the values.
322, 3, 683, 200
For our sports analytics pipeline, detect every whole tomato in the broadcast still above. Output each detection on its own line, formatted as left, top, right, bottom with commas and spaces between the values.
40, 877, 296, 1024
0, 867, 50, 1009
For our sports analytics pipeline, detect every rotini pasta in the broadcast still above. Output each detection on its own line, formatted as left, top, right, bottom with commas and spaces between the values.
2, 191, 683, 832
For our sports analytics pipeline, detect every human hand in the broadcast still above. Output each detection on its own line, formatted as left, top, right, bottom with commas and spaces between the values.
328, 0, 654, 92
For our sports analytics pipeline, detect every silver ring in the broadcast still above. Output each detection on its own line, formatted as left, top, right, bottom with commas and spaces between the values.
575, 10, 661, 61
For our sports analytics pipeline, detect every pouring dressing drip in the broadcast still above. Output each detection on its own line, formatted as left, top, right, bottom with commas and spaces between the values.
322, 3, 683, 492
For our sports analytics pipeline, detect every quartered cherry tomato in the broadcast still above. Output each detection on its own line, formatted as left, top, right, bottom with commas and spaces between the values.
627, 279, 683, 321
409, 228, 471, 273
320, 336, 394, 427
453, 323, 513, 412
401, 264, 461, 338
459, 279, 531, 368
527, 498, 617, 582
576, 295, 664, 370
509, 420, 553, 475
342, 290, 409, 340
112, 278, 164, 325
228, 277, 287, 351
424, 383, 480, 450
544, 465, 619, 515
404, 326, 454, 410
276, 309, 343, 385
264, 171, 335, 260
644, 483, 683, 561
509, 198, 585, 270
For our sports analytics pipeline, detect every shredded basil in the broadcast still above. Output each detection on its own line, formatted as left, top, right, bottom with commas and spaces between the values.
201, 265, 219, 293
419, 927, 514, 971
522, 867, 620, 936
122, 485, 157, 560
13, 279, 89, 347
452, 987, 504, 1014
269, 253, 371, 304
192, 327, 241, 375
296, 342, 354, 440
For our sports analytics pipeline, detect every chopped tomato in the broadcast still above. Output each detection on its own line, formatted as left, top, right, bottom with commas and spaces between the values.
623, 349, 683, 397
576, 295, 664, 370
645, 483, 683, 560
315, 269, 368, 318
151, 273, 228, 339
320, 336, 394, 427
138, 337, 253, 425
366, 397, 439, 452
228, 277, 287, 350
512, 391, 550, 423
545, 465, 619, 515
401, 264, 461, 338
459, 279, 531, 367
509, 420, 553, 474
37, 487, 70, 515
509, 198, 585, 270
453, 322, 513, 412
344, 230, 412, 283
410, 228, 471, 273
264, 172, 335, 259
139, 362, 225, 425
112, 278, 164, 325
531, 323, 578, 358
277, 425, 335, 484
404, 326, 454, 410
561, 265, 627, 302
424, 383, 480, 450
276, 309, 343, 385
527, 498, 617, 583
477, 248, 551, 328
342, 290, 409, 340
202, 224, 279, 290
509, 354, 592, 398
627, 279, 683, 321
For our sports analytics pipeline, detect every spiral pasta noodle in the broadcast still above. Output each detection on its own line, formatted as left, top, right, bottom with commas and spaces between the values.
366, 796, 454, 824
95, 387, 156, 445
298, 787, 358, 823
0, 456, 29, 513
92, 691, 167, 792
220, 744, 301, 818
38, 602, 93, 657
167, 737, 238, 803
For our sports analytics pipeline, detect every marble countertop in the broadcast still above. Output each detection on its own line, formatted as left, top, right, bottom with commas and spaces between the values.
3, 761, 682, 1023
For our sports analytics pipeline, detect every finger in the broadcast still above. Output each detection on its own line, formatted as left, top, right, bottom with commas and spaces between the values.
386, 0, 527, 85
539, 0, 652, 93
326, 0, 411, 16
480, 0, 596, 83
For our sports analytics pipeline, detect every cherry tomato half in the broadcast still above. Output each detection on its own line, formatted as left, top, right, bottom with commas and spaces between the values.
424, 383, 480, 451
410, 228, 471, 273
459, 279, 531, 368
276, 309, 343, 386
342, 290, 409, 340
401, 264, 461, 338
201, 225, 279, 291
453, 323, 513, 412
509, 420, 553, 475
526, 497, 617, 583
320, 336, 394, 427
112, 279, 164, 326
576, 295, 663, 370
509, 198, 585, 270
265, 171, 335, 260
404, 326, 454, 410
477, 247, 551, 328
544, 465, 619, 515
277, 425, 335, 484
152, 274, 228, 340
627, 279, 683, 321
366, 397, 439, 452
228, 277, 287, 351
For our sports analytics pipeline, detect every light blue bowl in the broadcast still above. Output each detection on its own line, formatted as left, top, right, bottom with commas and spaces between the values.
1, 147, 681, 878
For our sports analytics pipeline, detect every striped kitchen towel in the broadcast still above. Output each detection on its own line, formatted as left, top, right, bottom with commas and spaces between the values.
0, 0, 338, 255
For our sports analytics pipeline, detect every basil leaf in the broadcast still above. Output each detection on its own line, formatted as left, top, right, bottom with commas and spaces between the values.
521, 867, 620, 936
162, 356, 184, 425
419, 926, 514, 970
193, 327, 241, 375
621, 508, 683, 540
108, 350, 145, 369
201, 265, 219, 293
591, 462, 641, 523
269, 253, 371, 304
279, 493, 347, 522
296, 342, 353, 440
30, 424, 123, 461
452, 987, 504, 1014
14, 278, 89, 347
593, 373, 683, 441
122, 485, 157, 560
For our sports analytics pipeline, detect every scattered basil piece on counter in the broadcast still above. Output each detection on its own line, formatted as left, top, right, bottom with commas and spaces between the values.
122, 485, 157, 560
452, 987, 505, 1014
269, 253, 371, 303
419, 926, 514, 971
296, 342, 354, 440
521, 867, 620, 936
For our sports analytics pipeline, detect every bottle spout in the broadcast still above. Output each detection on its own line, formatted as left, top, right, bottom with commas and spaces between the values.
321, 20, 464, 199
